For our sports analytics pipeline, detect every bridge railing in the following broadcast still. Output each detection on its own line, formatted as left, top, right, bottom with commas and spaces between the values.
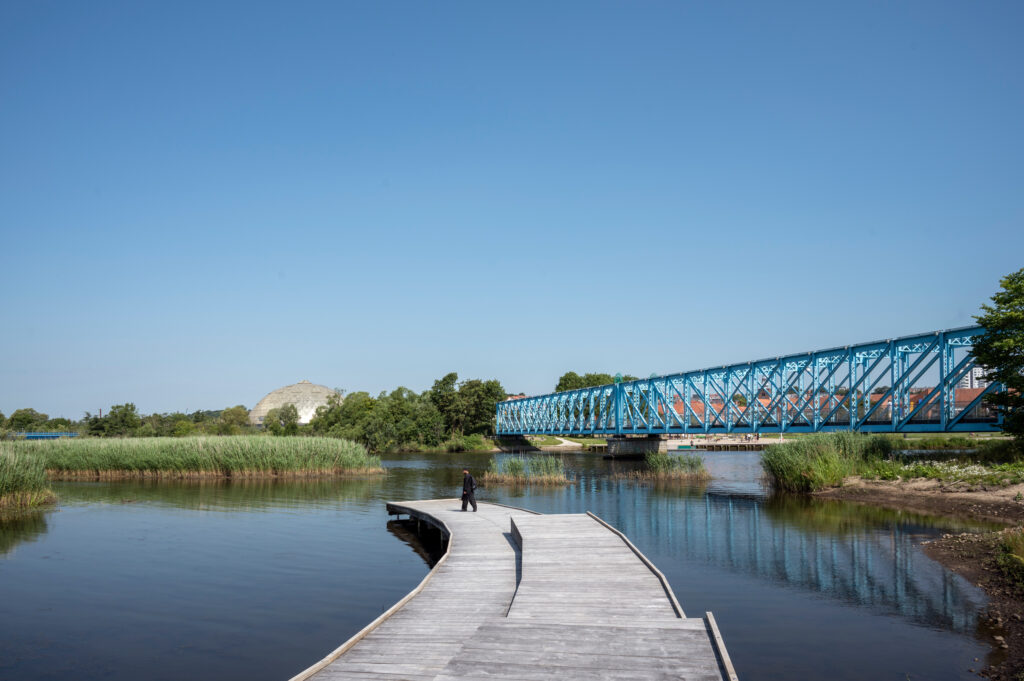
496, 325, 1003, 436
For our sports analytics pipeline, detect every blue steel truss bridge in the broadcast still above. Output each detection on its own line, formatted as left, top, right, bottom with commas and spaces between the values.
496, 325, 1004, 437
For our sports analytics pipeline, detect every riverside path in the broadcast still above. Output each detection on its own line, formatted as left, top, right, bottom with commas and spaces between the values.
289, 499, 737, 681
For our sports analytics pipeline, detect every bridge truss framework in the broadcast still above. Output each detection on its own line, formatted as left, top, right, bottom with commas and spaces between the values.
496, 325, 1003, 436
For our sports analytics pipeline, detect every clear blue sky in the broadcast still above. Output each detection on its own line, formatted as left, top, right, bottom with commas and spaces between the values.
2, 1, 1022, 418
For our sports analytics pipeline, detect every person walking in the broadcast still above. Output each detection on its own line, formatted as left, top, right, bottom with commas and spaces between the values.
461, 468, 477, 512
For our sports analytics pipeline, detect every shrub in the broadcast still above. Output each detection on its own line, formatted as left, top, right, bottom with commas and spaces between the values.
998, 528, 1024, 593
444, 433, 490, 452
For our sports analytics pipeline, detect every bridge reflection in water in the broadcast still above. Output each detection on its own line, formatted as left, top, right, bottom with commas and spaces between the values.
526, 475, 989, 635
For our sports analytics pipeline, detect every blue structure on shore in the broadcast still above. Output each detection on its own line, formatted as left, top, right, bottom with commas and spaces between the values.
496, 325, 1002, 436
14, 432, 79, 440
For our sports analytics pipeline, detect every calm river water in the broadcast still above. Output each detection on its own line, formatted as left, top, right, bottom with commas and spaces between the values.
0, 450, 1000, 680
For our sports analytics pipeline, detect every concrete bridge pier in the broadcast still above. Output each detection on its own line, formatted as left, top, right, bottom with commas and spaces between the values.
606, 435, 667, 457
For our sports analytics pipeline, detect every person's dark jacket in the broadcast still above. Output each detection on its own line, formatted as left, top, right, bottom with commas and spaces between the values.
462, 473, 476, 495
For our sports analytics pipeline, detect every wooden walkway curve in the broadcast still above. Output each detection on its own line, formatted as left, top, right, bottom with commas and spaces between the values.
290, 500, 737, 681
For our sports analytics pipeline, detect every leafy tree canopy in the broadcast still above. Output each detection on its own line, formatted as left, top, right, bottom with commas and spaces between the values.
265, 403, 299, 436
429, 373, 506, 436
218, 405, 250, 434
973, 268, 1024, 442
310, 388, 446, 451
555, 372, 639, 392
6, 408, 49, 431
106, 403, 142, 436
221, 405, 249, 427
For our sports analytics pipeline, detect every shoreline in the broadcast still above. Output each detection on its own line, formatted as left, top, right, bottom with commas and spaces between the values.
923, 530, 1024, 680
816, 477, 1024, 679
813, 477, 1024, 524
44, 467, 387, 481
0, 489, 57, 511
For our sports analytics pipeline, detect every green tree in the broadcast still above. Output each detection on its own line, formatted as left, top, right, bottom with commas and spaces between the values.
973, 268, 1024, 443
218, 405, 249, 434
311, 390, 444, 451
264, 404, 299, 436
279, 404, 299, 435
429, 372, 467, 435
555, 371, 585, 392
105, 403, 141, 436
43, 417, 73, 431
6, 408, 49, 431
427, 373, 506, 437
555, 371, 637, 392
459, 378, 507, 435
264, 407, 283, 436
173, 420, 195, 437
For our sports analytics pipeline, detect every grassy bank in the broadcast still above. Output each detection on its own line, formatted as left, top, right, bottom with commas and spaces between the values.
526, 435, 563, 447
483, 455, 571, 485
565, 437, 607, 447
4, 436, 383, 479
0, 449, 56, 510
761, 432, 1023, 492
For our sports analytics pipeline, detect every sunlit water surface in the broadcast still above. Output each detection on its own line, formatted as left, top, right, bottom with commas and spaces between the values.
0, 451, 1000, 680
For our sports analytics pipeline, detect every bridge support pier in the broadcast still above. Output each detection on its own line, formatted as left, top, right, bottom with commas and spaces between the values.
493, 435, 539, 452
606, 435, 667, 457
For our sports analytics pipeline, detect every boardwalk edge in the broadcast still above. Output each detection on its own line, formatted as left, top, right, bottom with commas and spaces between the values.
706, 611, 740, 681
286, 499, 539, 681
585, 510, 687, 618
285, 500, 460, 681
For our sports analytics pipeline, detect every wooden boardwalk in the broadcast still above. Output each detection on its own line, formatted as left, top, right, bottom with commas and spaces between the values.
291, 500, 737, 681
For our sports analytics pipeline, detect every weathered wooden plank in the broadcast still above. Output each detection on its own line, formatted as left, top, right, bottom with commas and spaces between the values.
296, 500, 733, 681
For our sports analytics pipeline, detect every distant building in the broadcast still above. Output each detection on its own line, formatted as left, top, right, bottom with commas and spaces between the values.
958, 367, 989, 390
505, 393, 529, 401
248, 380, 340, 426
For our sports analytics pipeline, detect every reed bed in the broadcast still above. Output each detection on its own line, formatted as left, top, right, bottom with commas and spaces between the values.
0, 449, 56, 510
483, 455, 572, 485
762, 432, 1024, 493
4, 436, 384, 480
619, 452, 710, 481
760, 432, 885, 493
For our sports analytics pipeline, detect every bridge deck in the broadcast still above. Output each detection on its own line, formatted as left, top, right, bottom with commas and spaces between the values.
293, 500, 735, 681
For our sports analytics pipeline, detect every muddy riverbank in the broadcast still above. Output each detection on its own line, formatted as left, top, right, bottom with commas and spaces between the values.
815, 477, 1024, 524
815, 477, 1024, 678
924, 530, 1024, 680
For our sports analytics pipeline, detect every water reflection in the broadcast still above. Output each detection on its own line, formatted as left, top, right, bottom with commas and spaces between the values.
0, 450, 998, 681
0, 510, 49, 556
662, 492, 989, 632
387, 520, 447, 566
53, 476, 379, 511
463, 455, 993, 637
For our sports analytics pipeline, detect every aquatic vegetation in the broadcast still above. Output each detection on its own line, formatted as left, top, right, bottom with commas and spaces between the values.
762, 432, 1024, 492
483, 455, 571, 484
618, 452, 710, 481
0, 449, 56, 510
761, 433, 898, 493
4, 436, 383, 479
